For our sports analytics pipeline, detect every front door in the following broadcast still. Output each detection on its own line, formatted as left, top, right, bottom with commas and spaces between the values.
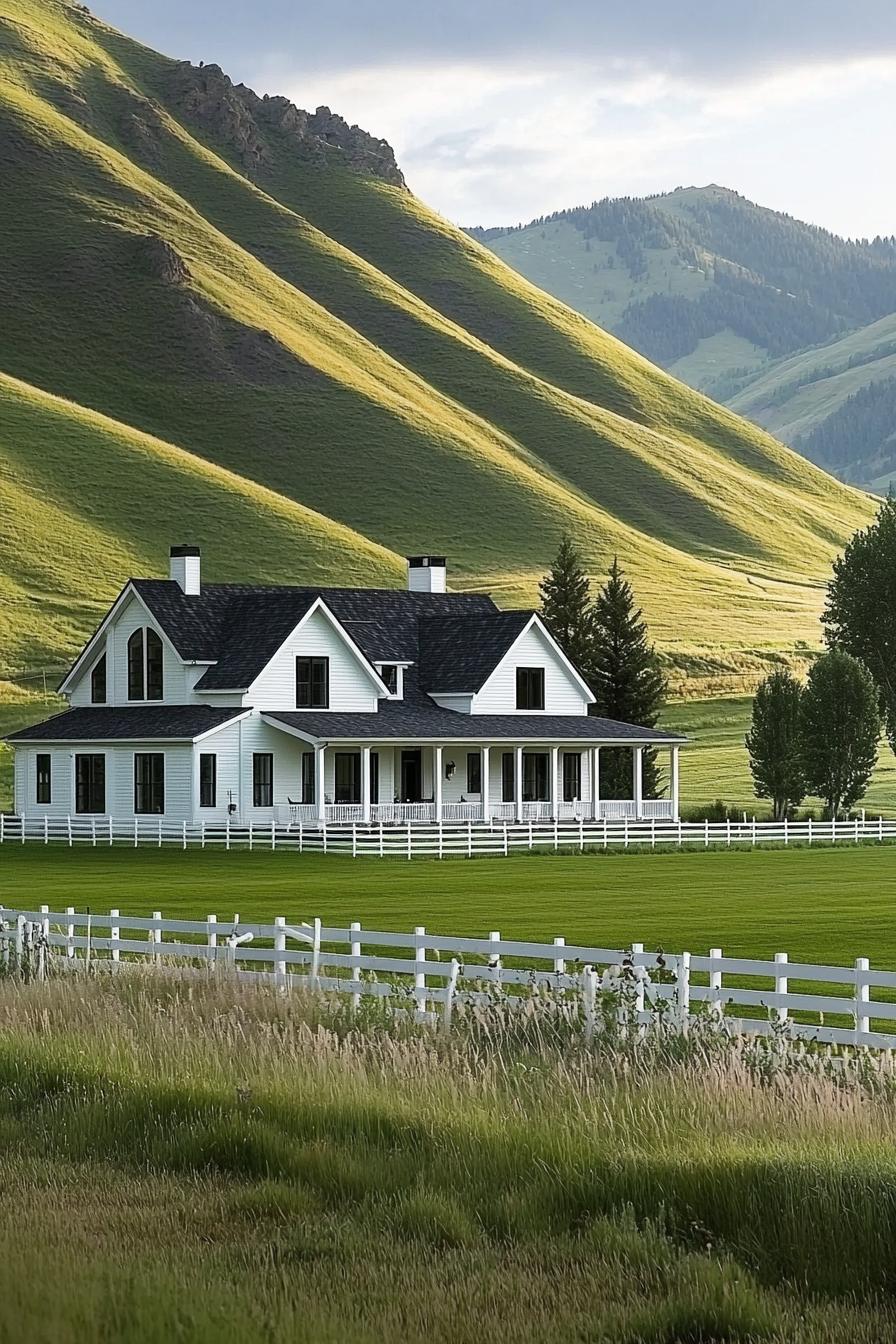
400, 749, 423, 803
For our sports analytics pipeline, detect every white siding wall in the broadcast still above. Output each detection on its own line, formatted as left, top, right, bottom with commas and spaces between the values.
248, 607, 379, 713
473, 624, 590, 716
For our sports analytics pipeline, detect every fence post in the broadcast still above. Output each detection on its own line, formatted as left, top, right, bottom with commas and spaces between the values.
784, 815, 788, 846
855, 957, 870, 1044
322, 824, 328, 856
350, 920, 362, 1011
183, 820, 187, 851
443, 958, 461, 1032
438, 821, 443, 860
271, 822, 276, 852
709, 946, 723, 1019
44, 816, 49, 846
65, 906, 75, 960
379, 821, 384, 858
650, 818, 655, 850
553, 936, 566, 982
310, 917, 321, 990
678, 818, 682, 848
489, 930, 502, 989
207, 914, 217, 964
15, 916, 23, 965
152, 910, 162, 963
248, 821, 253, 852
352, 823, 357, 859
109, 815, 113, 847
676, 951, 691, 1030
603, 817, 608, 850
91, 817, 96, 847
158, 818, 162, 849
881, 816, 885, 843
67, 816, 72, 848
134, 816, 138, 849
582, 965, 597, 1042
109, 908, 120, 964
832, 816, 837, 845
298, 823, 303, 855
624, 816, 629, 849
226, 817, 231, 851
414, 925, 427, 1019
0, 813, 4, 844
726, 817, 730, 848
631, 941, 645, 1017
774, 951, 788, 1028
808, 816, 812, 846
704, 818, 708, 848
580, 816, 585, 852
274, 916, 287, 987
467, 820, 472, 858
407, 822, 412, 861
503, 821, 508, 856
752, 816, 756, 847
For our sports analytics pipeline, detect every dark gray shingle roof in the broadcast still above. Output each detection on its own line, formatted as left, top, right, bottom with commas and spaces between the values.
418, 611, 532, 692
263, 707, 684, 743
5, 706, 246, 742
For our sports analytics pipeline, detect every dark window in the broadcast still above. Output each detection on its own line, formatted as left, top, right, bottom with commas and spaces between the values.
75, 754, 105, 814
134, 753, 165, 815
370, 751, 379, 805
253, 754, 273, 807
516, 667, 545, 710
523, 752, 549, 802
400, 750, 422, 803
380, 664, 398, 695
91, 654, 107, 704
36, 754, 51, 805
563, 753, 582, 802
127, 629, 144, 700
502, 752, 515, 803
296, 656, 329, 708
146, 629, 163, 701
334, 752, 361, 804
301, 752, 316, 805
466, 751, 482, 794
199, 754, 217, 808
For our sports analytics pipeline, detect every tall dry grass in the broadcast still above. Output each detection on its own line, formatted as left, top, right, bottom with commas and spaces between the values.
1, 967, 896, 1341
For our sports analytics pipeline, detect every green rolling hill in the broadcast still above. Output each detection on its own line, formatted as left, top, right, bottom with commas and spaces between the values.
0, 0, 875, 703
472, 187, 896, 487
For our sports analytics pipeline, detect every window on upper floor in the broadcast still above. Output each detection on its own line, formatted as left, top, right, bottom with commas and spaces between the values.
127, 628, 164, 701
380, 664, 399, 696
91, 653, 107, 704
296, 656, 329, 709
516, 666, 545, 711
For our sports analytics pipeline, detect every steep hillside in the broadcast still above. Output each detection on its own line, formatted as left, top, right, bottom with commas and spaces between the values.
0, 0, 874, 695
471, 186, 896, 401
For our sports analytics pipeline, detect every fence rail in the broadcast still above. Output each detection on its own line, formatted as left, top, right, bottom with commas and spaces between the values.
2, 812, 896, 856
3, 905, 896, 1051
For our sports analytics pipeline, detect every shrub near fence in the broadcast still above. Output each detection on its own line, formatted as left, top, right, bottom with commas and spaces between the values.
4, 905, 896, 1051
2, 813, 896, 856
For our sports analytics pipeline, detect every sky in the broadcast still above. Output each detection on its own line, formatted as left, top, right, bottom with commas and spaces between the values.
88, 1, 896, 238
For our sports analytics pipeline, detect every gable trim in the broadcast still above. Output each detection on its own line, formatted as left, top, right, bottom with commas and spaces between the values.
58, 583, 189, 696
477, 614, 594, 704
245, 597, 390, 698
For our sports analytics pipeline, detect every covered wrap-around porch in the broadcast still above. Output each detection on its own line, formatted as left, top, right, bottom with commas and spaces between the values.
269, 735, 681, 827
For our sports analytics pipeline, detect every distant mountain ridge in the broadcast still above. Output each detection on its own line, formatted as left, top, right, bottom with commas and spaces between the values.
0, 1, 874, 698
469, 187, 896, 485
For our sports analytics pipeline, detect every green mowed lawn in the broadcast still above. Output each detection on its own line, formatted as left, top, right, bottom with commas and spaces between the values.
4, 844, 896, 967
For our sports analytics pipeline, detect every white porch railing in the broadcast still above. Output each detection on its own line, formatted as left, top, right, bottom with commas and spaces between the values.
441, 802, 481, 822
371, 802, 436, 823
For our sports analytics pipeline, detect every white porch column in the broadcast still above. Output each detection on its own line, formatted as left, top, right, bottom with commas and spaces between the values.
550, 745, 560, 820
514, 745, 524, 823
361, 744, 371, 824
481, 745, 491, 823
592, 746, 601, 820
315, 744, 326, 825
434, 744, 443, 822
671, 744, 680, 821
633, 746, 643, 819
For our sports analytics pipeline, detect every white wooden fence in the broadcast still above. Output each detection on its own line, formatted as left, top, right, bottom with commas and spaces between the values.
3, 905, 896, 1051
2, 812, 896, 857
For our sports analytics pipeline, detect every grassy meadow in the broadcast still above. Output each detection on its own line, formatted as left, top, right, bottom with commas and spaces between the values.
5, 843, 896, 968
2, 970, 896, 1342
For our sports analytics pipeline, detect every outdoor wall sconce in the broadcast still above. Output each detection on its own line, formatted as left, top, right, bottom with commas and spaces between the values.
445, 760, 456, 779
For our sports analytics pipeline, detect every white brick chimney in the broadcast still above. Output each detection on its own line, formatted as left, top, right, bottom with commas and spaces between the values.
407, 555, 446, 593
169, 544, 201, 595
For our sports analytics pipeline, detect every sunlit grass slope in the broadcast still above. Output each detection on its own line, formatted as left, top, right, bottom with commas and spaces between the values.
0, 0, 874, 688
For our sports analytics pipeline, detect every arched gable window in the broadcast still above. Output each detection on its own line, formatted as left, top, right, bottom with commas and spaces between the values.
127, 628, 164, 701
91, 653, 107, 704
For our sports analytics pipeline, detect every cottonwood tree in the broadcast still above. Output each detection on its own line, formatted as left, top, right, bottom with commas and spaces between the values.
590, 557, 666, 799
800, 651, 880, 819
823, 496, 896, 750
745, 669, 805, 819
539, 537, 595, 681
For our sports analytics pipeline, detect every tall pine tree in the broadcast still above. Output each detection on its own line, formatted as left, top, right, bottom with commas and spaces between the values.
590, 557, 666, 798
539, 537, 595, 681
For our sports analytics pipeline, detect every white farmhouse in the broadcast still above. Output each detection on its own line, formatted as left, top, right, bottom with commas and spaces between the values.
6, 548, 684, 827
